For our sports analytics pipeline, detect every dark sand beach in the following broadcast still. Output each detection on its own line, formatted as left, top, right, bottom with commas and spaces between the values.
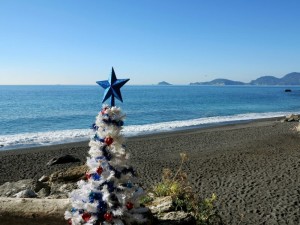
1, 118, 300, 224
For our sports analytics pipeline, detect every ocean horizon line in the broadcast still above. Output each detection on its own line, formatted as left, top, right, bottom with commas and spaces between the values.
2, 84, 300, 87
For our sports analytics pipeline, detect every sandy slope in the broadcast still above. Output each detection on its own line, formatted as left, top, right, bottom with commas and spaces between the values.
1, 119, 300, 224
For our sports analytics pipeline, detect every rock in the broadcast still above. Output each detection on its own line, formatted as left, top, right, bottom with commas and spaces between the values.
287, 115, 295, 122
282, 114, 300, 122
46, 154, 80, 166
122, 207, 154, 225
147, 196, 173, 214
157, 211, 196, 225
37, 188, 51, 198
285, 114, 300, 122
0, 179, 48, 197
285, 89, 292, 92
146, 196, 199, 225
38, 175, 49, 182
47, 183, 77, 199
0, 197, 70, 225
49, 164, 88, 183
13, 189, 37, 198
293, 115, 299, 121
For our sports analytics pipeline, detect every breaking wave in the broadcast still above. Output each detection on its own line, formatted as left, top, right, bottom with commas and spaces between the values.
0, 111, 294, 150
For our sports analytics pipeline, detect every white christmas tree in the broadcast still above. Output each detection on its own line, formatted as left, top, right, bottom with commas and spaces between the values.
65, 68, 148, 225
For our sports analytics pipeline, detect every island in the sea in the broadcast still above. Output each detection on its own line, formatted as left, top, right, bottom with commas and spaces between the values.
158, 81, 172, 85
190, 79, 244, 86
190, 72, 300, 85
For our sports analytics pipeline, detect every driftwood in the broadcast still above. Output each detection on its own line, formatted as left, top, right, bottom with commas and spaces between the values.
0, 196, 196, 225
0, 197, 70, 225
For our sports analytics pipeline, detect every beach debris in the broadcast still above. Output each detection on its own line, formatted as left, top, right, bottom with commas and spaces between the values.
0, 197, 70, 225
144, 195, 197, 224
0, 166, 87, 199
156, 211, 196, 225
37, 187, 51, 198
294, 123, 300, 133
46, 154, 80, 166
13, 189, 37, 198
0, 195, 194, 225
38, 175, 49, 182
49, 164, 88, 183
0, 179, 47, 197
281, 114, 300, 122
47, 183, 78, 199
147, 196, 173, 214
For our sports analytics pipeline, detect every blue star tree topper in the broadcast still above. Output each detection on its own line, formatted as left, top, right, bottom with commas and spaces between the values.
96, 67, 130, 106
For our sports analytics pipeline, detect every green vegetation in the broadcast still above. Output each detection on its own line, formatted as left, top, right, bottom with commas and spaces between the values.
145, 152, 224, 225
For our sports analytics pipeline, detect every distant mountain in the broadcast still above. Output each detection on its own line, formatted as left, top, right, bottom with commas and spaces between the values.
158, 81, 172, 85
250, 76, 280, 85
190, 79, 245, 86
191, 72, 300, 85
250, 72, 300, 85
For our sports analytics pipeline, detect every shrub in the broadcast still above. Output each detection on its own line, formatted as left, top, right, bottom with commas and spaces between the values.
149, 153, 224, 225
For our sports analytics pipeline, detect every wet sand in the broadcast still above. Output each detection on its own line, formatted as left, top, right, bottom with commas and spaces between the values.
1, 118, 300, 224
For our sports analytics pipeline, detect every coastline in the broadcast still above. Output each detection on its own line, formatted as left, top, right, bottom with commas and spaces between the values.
0, 115, 288, 151
1, 117, 300, 224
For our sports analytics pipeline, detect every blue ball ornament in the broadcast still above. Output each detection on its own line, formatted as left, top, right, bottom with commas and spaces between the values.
78, 209, 84, 214
126, 182, 133, 188
92, 173, 100, 181
97, 201, 107, 212
71, 207, 77, 213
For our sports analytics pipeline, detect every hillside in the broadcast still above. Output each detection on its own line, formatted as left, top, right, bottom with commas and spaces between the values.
250, 72, 300, 85
190, 79, 245, 85
191, 72, 300, 85
250, 76, 281, 85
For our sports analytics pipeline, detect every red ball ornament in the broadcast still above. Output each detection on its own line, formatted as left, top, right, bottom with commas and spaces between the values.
104, 136, 114, 146
126, 202, 134, 210
101, 107, 109, 115
96, 167, 103, 175
85, 173, 91, 180
104, 212, 113, 222
67, 219, 72, 225
82, 212, 91, 222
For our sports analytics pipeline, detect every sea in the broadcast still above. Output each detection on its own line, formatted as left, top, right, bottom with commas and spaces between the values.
1, 85, 300, 150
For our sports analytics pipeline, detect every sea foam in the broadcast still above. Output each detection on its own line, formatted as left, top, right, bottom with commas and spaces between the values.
124, 111, 291, 135
0, 129, 93, 150
0, 111, 294, 150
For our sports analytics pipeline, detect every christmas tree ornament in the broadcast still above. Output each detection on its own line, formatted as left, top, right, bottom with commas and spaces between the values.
126, 202, 134, 210
101, 106, 109, 115
96, 67, 129, 106
104, 212, 113, 222
65, 68, 148, 225
96, 167, 103, 175
104, 136, 114, 146
85, 173, 91, 180
82, 212, 91, 222
126, 181, 133, 188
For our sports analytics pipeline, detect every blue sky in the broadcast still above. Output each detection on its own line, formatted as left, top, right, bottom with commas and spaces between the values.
0, 0, 299, 85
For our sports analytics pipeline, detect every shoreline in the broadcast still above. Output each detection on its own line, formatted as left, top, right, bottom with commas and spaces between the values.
1, 117, 300, 224
0, 116, 286, 152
